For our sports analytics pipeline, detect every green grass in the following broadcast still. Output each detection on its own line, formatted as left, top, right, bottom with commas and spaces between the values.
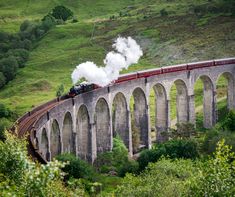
0, 0, 234, 117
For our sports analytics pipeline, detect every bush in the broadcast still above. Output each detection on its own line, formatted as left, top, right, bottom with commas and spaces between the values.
51, 5, 73, 21
6, 49, 29, 68
138, 139, 199, 171
0, 118, 11, 140
56, 153, 95, 181
118, 159, 139, 177
0, 104, 11, 118
160, 9, 168, 16
131, 119, 140, 153
22, 39, 32, 50
203, 129, 235, 154
116, 158, 197, 196
0, 72, 6, 88
0, 56, 18, 82
56, 84, 64, 97
0, 32, 9, 42
94, 136, 136, 176
116, 140, 235, 196
20, 20, 31, 32
221, 110, 235, 132
41, 14, 56, 31
190, 139, 235, 196
0, 132, 83, 196
94, 152, 115, 173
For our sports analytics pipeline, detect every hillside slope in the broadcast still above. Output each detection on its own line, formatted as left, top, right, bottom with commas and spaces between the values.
0, 0, 234, 115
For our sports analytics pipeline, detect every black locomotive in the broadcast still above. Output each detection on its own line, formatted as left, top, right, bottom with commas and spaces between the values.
68, 82, 98, 97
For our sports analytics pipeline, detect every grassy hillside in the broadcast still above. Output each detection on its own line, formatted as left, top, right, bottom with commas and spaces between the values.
0, 0, 234, 116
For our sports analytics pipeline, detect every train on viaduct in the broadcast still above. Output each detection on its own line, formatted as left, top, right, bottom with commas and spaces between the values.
16, 58, 235, 164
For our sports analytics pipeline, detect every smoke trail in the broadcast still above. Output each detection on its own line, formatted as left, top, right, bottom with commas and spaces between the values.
71, 37, 143, 87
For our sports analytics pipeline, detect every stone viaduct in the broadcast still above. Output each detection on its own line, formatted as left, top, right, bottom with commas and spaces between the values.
29, 58, 235, 163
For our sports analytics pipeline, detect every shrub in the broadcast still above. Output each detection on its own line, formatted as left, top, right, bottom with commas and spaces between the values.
160, 9, 168, 16
41, 14, 56, 31
94, 152, 115, 173
190, 139, 235, 196
131, 119, 140, 153
0, 32, 9, 41
56, 153, 95, 181
0, 104, 11, 118
0, 132, 28, 183
116, 140, 235, 197
0, 56, 18, 82
51, 5, 73, 21
56, 84, 64, 97
202, 129, 235, 154
20, 20, 31, 32
112, 136, 128, 167
0, 72, 6, 88
6, 49, 29, 68
138, 139, 199, 171
221, 110, 235, 132
94, 136, 135, 176
0, 132, 81, 196
0, 118, 11, 140
116, 158, 197, 196
118, 159, 139, 177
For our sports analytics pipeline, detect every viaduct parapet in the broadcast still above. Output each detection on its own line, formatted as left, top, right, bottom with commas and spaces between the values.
19, 58, 235, 163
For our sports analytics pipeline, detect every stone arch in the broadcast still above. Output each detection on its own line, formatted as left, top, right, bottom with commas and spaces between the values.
152, 83, 168, 141
50, 119, 61, 159
77, 105, 91, 161
172, 79, 189, 123
216, 72, 235, 110
195, 75, 214, 128
131, 87, 149, 152
95, 98, 111, 154
40, 128, 49, 161
62, 112, 74, 153
112, 92, 129, 149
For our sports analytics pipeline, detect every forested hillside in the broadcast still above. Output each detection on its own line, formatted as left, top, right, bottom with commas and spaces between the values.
0, 0, 234, 116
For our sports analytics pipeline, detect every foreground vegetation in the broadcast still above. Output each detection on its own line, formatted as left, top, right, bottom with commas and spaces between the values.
1, 110, 235, 196
0, 0, 234, 115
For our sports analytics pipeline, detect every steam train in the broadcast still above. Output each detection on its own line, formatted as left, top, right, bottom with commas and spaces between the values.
68, 58, 235, 97
68, 82, 99, 97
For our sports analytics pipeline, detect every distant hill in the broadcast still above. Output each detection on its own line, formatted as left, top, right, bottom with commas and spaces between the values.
0, 0, 234, 115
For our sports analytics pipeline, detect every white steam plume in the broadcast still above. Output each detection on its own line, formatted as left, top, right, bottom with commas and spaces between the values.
71, 37, 143, 87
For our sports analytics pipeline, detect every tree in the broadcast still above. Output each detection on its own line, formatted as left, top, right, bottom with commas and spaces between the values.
222, 110, 235, 131
20, 20, 31, 32
56, 153, 95, 181
41, 14, 56, 32
6, 49, 29, 68
0, 72, 6, 88
0, 56, 18, 82
51, 5, 73, 21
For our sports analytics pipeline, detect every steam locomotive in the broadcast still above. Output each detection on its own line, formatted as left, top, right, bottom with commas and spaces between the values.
68, 82, 99, 97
